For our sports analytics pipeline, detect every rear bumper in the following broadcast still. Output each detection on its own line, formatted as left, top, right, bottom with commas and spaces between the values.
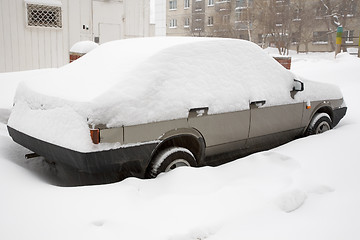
333, 107, 347, 127
7, 126, 157, 178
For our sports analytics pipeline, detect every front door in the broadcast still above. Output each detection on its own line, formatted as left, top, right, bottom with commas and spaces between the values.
247, 101, 304, 150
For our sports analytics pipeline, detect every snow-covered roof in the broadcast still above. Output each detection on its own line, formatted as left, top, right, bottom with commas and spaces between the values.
25, 0, 62, 7
70, 41, 99, 54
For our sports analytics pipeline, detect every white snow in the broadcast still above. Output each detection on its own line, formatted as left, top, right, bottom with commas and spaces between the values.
0, 68, 55, 110
1, 47, 359, 240
12, 37, 296, 119
25, 0, 62, 6
7, 37, 343, 152
70, 41, 99, 54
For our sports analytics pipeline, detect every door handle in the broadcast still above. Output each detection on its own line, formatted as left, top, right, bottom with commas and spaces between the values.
188, 107, 209, 118
250, 100, 266, 108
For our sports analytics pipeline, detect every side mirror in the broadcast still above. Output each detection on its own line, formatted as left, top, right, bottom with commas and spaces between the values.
293, 79, 304, 92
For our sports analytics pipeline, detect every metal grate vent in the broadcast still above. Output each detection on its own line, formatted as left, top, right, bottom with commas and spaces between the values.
26, 3, 62, 28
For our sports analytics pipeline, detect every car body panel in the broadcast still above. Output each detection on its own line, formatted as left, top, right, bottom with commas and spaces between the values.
7, 126, 157, 179
7, 96, 347, 181
188, 109, 250, 148
301, 98, 344, 131
249, 102, 304, 138
123, 118, 188, 144
100, 127, 124, 144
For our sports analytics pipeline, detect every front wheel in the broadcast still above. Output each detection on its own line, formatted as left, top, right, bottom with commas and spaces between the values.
147, 147, 197, 178
306, 113, 332, 136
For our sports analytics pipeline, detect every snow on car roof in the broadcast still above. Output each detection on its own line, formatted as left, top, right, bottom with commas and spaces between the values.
15, 37, 295, 127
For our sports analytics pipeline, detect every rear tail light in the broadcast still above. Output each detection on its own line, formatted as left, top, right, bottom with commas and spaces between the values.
90, 129, 100, 144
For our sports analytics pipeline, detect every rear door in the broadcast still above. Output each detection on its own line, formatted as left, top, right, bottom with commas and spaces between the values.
188, 108, 250, 156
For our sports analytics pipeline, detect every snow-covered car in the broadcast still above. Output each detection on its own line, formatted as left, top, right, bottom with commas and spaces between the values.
7, 37, 347, 179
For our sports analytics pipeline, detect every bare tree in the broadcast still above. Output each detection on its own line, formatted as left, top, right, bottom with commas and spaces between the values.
253, 0, 293, 55
316, 0, 359, 50
200, 0, 256, 40
320, 0, 358, 28
291, 0, 318, 53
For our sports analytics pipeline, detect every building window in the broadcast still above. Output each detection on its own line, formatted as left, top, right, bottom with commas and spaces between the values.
313, 31, 328, 44
169, 19, 177, 28
291, 32, 300, 44
236, 0, 253, 8
222, 15, 229, 24
184, 0, 190, 8
235, 21, 252, 30
316, 4, 327, 19
236, 8, 249, 21
236, 0, 242, 8
236, 12, 241, 21
184, 18, 190, 27
346, 1, 357, 16
169, 0, 177, 10
275, 0, 289, 5
208, 0, 214, 6
344, 30, 354, 43
208, 16, 214, 26
293, 8, 301, 21
26, 3, 62, 28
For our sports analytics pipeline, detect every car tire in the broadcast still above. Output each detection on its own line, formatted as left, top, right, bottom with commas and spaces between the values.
306, 113, 332, 136
147, 147, 197, 178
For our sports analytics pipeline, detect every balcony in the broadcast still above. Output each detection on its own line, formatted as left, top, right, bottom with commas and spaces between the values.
235, 21, 253, 30
215, 1, 231, 13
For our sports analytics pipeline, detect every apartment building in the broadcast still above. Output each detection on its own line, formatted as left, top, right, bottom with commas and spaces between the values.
166, 0, 360, 52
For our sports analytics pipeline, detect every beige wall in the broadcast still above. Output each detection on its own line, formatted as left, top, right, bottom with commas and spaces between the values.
0, 0, 69, 72
166, 0, 192, 36
0, 0, 152, 73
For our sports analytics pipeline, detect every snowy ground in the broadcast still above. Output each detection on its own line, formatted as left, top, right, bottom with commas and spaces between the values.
0, 50, 359, 240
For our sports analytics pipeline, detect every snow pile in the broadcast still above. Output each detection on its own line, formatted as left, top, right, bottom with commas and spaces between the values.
9, 101, 94, 151
0, 69, 56, 125
70, 41, 99, 54
0, 48, 360, 240
276, 189, 307, 212
0, 68, 55, 110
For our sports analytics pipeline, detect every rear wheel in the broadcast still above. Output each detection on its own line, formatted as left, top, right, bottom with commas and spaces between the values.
147, 147, 196, 178
306, 113, 332, 136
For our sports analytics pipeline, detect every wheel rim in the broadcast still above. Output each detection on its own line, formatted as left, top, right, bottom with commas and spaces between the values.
165, 159, 190, 172
315, 121, 331, 134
